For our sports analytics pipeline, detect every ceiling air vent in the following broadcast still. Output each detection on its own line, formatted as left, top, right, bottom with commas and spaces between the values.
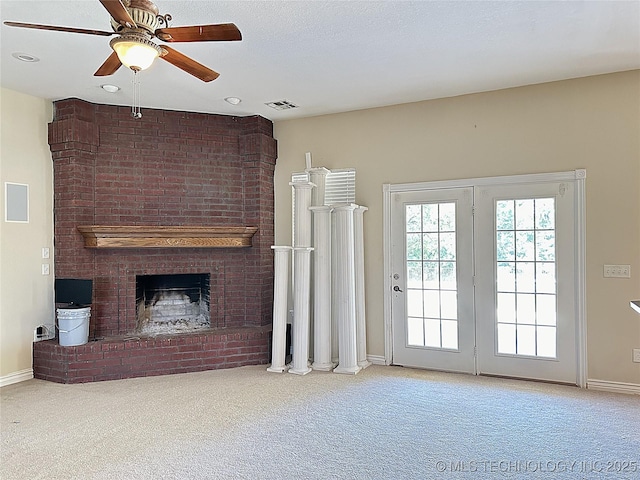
265, 100, 298, 111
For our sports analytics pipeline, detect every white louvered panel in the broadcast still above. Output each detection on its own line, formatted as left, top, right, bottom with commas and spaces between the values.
325, 168, 356, 205
291, 167, 356, 245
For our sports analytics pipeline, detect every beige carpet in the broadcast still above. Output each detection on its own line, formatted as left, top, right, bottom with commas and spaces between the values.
1, 365, 639, 479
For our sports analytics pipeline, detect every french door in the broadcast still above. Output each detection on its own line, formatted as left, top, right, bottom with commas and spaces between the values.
390, 187, 476, 373
388, 174, 583, 384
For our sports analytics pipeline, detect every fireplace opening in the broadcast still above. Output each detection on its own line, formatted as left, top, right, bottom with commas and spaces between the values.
136, 273, 211, 335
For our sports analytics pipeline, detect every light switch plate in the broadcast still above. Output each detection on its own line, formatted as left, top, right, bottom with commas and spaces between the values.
603, 264, 631, 278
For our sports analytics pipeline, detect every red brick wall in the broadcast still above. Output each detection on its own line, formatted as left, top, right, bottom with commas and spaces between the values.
48, 99, 277, 338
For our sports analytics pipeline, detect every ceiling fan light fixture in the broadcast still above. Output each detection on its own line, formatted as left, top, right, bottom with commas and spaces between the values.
110, 35, 161, 71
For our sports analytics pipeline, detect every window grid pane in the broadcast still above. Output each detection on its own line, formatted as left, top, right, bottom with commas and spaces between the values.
405, 202, 458, 350
496, 197, 557, 358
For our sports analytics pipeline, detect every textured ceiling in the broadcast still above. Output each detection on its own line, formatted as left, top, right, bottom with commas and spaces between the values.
1, 0, 638, 121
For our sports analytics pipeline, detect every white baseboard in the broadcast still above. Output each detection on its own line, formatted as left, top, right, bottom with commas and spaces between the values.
367, 355, 387, 366
0, 369, 33, 388
587, 379, 640, 395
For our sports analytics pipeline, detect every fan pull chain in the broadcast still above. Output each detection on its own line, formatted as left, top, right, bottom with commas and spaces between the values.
131, 69, 142, 119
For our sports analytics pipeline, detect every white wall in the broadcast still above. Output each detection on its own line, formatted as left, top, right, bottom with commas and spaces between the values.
274, 71, 640, 386
0, 88, 54, 384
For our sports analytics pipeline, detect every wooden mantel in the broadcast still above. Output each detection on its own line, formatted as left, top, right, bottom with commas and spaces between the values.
77, 226, 258, 249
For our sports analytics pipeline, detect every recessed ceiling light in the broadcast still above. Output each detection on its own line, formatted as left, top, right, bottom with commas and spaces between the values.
224, 97, 241, 105
12, 52, 39, 63
265, 100, 298, 111
101, 84, 120, 93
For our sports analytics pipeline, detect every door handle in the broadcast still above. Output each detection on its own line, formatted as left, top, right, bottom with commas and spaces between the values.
393, 285, 403, 292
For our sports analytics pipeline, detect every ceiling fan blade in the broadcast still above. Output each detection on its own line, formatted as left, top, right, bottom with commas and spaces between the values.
98, 0, 137, 28
160, 46, 219, 82
155, 23, 241, 43
94, 52, 122, 76
3, 21, 115, 36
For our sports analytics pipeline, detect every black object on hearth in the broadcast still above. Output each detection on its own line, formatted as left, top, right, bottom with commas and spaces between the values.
54, 279, 93, 307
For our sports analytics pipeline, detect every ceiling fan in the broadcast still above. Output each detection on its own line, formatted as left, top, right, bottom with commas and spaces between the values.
3, 0, 242, 82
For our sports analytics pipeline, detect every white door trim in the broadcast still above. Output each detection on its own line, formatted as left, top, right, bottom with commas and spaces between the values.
383, 169, 587, 386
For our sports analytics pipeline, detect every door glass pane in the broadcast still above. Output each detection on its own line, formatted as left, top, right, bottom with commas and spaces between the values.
425, 319, 441, 348
536, 326, 557, 358
407, 289, 423, 317
423, 290, 440, 318
516, 232, 535, 260
407, 261, 422, 288
405, 202, 459, 350
516, 325, 536, 355
406, 205, 422, 232
497, 262, 515, 291
496, 197, 557, 358
536, 263, 556, 294
440, 262, 456, 290
423, 262, 439, 289
497, 292, 516, 323
535, 231, 555, 261
496, 200, 514, 230
516, 263, 535, 292
496, 231, 515, 261
407, 317, 424, 346
497, 323, 516, 354
441, 320, 458, 349
515, 199, 534, 229
422, 204, 439, 231
439, 232, 456, 260
406, 233, 422, 260
536, 294, 556, 326
440, 291, 457, 319
423, 233, 439, 260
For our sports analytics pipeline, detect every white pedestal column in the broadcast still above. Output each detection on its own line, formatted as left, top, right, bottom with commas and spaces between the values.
267, 246, 292, 373
289, 247, 314, 375
290, 181, 315, 247
310, 206, 334, 371
330, 210, 339, 364
332, 204, 361, 375
354, 206, 371, 369
307, 167, 331, 207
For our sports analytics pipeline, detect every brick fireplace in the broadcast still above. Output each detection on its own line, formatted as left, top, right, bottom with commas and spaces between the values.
33, 98, 277, 383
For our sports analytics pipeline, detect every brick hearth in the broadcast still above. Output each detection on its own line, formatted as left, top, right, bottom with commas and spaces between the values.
34, 99, 277, 383
34, 328, 270, 384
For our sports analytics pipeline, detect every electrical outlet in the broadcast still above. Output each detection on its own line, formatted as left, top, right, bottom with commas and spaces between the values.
603, 264, 631, 278
633, 349, 640, 363
41, 264, 50, 275
33, 325, 55, 342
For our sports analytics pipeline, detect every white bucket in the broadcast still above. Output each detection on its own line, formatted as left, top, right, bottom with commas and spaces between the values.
57, 307, 90, 347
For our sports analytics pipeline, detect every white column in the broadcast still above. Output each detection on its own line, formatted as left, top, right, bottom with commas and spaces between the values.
354, 206, 371, 369
306, 168, 328, 365
310, 206, 334, 371
332, 204, 361, 375
290, 181, 315, 247
330, 210, 339, 364
307, 167, 331, 207
289, 246, 314, 375
290, 180, 315, 366
267, 246, 292, 373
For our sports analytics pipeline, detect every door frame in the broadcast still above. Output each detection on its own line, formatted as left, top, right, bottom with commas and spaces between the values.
382, 169, 587, 387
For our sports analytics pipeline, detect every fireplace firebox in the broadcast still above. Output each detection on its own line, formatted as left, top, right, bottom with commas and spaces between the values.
136, 273, 210, 335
